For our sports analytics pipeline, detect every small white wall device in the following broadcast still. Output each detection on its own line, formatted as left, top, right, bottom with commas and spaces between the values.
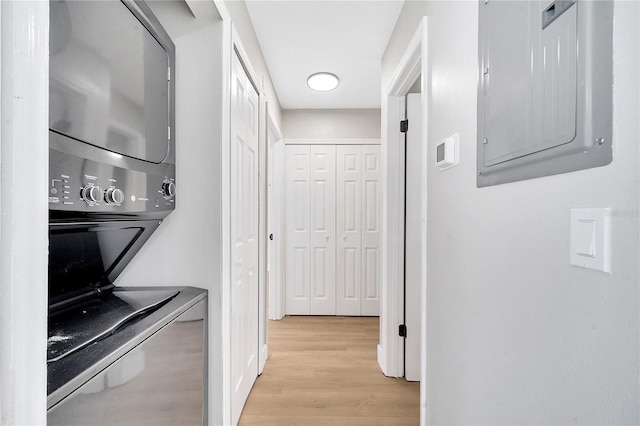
436, 133, 459, 170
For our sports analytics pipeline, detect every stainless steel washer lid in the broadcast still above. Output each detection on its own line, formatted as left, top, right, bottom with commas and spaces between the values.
47, 286, 207, 408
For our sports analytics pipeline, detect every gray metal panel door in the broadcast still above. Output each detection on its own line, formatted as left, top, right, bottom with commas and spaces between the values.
477, 0, 613, 187
481, 1, 577, 166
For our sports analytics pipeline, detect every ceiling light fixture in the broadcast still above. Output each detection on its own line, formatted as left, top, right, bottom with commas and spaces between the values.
307, 72, 339, 92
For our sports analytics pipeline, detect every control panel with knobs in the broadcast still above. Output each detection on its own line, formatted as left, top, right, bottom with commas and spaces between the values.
162, 180, 176, 199
49, 148, 175, 213
81, 184, 103, 204
105, 187, 125, 205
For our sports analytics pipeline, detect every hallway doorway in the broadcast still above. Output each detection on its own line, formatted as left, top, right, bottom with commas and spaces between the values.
403, 91, 423, 382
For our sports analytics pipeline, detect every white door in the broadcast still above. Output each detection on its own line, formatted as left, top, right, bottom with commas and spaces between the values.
267, 129, 277, 314
285, 145, 311, 314
336, 145, 362, 316
405, 93, 422, 381
360, 145, 381, 316
285, 145, 337, 315
258, 106, 267, 375
267, 117, 284, 320
230, 50, 260, 425
309, 145, 336, 315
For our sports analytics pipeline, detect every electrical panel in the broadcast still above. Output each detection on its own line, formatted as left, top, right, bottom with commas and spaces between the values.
477, 1, 614, 187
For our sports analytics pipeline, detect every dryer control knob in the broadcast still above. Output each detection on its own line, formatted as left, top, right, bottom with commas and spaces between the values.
105, 187, 124, 205
162, 181, 176, 198
81, 185, 103, 204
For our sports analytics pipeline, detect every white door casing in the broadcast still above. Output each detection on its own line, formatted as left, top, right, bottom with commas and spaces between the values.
379, 19, 428, 423
230, 49, 259, 425
379, 20, 427, 388
405, 93, 422, 381
336, 145, 363, 316
361, 145, 381, 316
0, 2, 49, 424
285, 145, 311, 314
310, 145, 337, 315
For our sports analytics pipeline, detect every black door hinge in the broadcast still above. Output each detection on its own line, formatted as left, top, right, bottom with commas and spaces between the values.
399, 324, 407, 337
400, 120, 409, 133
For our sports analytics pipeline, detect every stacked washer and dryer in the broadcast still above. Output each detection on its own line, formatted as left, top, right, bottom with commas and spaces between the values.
47, 1, 207, 424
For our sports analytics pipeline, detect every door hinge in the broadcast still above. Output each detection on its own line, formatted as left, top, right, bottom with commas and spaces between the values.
399, 324, 407, 337
168, 67, 171, 81
400, 120, 409, 133
168, 126, 171, 140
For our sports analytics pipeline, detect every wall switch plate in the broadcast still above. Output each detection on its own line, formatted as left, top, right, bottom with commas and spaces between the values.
570, 208, 610, 273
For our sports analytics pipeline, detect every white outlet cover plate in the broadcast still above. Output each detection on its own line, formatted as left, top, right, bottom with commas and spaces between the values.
570, 208, 610, 273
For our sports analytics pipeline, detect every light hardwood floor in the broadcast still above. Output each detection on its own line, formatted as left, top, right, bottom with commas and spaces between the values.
239, 316, 420, 425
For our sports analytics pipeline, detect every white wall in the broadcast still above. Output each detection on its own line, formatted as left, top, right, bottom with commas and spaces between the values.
115, 2, 226, 423
0, 2, 49, 424
282, 109, 381, 139
383, 0, 639, 424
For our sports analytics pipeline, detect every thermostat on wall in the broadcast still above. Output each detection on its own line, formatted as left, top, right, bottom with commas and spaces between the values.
436, 133, 459, 170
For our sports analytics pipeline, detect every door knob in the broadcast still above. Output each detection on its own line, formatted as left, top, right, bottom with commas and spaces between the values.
342, 234, 347, 240
325, 235, 330, 241
269, 233, 274, 241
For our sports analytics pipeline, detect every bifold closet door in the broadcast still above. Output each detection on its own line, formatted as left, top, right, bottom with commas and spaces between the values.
336, 146, 362, 316
286, 144, 379, 316
336, 145, 381, 316
285, 145, 311, 314
285, 145, 336, 315
309, 145, 336, 315
360, 145, 381, 316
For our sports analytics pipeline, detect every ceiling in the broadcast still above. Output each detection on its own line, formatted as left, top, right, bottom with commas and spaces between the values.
245, 1, 404, 110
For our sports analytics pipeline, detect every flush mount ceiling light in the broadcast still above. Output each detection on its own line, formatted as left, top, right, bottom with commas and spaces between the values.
307, 72, 339, 92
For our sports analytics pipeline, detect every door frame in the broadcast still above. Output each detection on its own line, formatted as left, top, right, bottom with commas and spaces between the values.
404, 93, 423, 381
379, 16, 428, 421
0, 2, 50, 423
267, 105, 285, 320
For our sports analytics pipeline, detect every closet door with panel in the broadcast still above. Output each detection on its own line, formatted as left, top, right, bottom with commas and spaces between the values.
335, 145, 381, 316
285, 145, 311, 315
286, 144, 379, 316
360, 145, 381, 316
285, 145, 336, 315
309, 145, 336, 315
336, 145, 363, 316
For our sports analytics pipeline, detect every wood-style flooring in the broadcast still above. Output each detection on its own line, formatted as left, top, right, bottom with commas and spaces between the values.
239, 316, 420, 425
